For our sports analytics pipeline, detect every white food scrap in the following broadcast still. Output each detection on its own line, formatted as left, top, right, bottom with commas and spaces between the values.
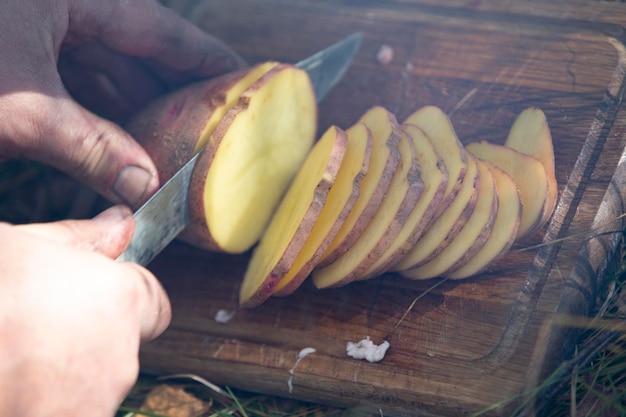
376, 45, 394, 65
346, 336, 390, 363
214, 309, 236, 324
287, 347, 317, 393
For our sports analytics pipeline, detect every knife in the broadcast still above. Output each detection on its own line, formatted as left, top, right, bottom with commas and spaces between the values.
117, 32, 363, 266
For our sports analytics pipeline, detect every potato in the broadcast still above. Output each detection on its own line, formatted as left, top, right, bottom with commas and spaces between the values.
445, 162, 521, 279
504, 108, 557, 227
312, 127, 424, 289
126, 62, 278, 183
392, 135, 480, 272
403, 105, 469, 209
272, 123, 373, 297
466, 140, 549, 239
400, 157, 498, 280
239, 126, 348, 307
316, 107, 402, 267
184, 64, 317, 253
356, 124, 448, 281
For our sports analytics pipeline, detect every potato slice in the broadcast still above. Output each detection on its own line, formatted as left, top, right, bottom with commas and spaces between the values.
400, 158, 497, 280
392, 147, 480, 272
403, 105, 468, 208
505, 108, 557, 227
126, 62, 278, 183
446, 163, 521, 279
239, 126, 348, 308
272, 123, 373, 296
316, 107, 402, 267
466, 140, 549, 239
183, 64, 317, 253
357, 124, 448, 281
312, 131, 424, 289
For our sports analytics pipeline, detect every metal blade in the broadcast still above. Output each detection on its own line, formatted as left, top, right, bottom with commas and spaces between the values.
296, 32, 363, 101
117, 32, 362, 265
116, 153, 199, 265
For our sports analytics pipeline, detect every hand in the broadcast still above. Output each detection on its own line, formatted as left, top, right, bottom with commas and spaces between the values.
0, 205, 171, 417
0, 0, 246, 208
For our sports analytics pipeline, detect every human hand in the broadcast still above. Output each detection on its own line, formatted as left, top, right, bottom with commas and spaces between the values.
0, 205, 171, 417
0, 0, 246, 208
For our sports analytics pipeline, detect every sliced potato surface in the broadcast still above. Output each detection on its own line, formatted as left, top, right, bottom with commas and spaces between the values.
273, 123, 373, 296
312, 131, 423, 289
189, 64, 317, 253
194, 62, 279, 153
504, 108, 557, 227
240, 126, 348, 308
358, 124, 448, 280
400, 157, 497, 280
317, 106, 402, 267
403, 105, 467, 206
446, 162, 521, 279
466, 140, 549, 239
393, 148, 480, 271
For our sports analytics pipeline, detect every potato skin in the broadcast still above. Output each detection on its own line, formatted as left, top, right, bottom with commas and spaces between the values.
125, 67, 263, 184
125, 63, 292, 252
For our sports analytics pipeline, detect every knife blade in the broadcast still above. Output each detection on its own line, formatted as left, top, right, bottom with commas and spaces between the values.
117, 32, 363, 265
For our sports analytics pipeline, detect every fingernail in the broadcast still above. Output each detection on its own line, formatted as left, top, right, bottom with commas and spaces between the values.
94, 205, 132, 222
113, 165, 156, 207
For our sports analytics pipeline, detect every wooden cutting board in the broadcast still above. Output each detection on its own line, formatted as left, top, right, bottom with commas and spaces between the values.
140, 1, 626, 415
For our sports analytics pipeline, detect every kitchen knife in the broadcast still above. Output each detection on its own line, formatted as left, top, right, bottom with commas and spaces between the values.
117, 32, 363, 266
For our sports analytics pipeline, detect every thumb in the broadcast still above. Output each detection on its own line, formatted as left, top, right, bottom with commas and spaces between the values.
0, 88, 159, 208
16, 205, 135, 258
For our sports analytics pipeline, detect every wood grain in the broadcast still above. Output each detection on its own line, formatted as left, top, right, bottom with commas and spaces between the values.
141, 1, 626, 415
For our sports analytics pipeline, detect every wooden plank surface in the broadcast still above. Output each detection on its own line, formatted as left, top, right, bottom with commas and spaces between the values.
140, 1, 626, 415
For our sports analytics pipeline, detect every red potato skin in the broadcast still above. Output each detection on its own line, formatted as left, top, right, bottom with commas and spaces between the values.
444, 163, 521, 279
317, 108, 403, 267
274, 124, 374, 297
241, 127, 348, 308
438, 160, 499, 276
358, 126, 449, 281
333, 142, 425, 287
419, 155, 480, 266
125, 67, 265, 184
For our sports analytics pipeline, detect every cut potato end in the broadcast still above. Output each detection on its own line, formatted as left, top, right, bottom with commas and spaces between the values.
126, 63, 276, 185
505, 108, 557, 227
403, 105, 467, 203
466, 140, 549, 239
194, 61, 279, 153
273, 123, 373, 296
312, 131, 424, 289
392, 152, 480, 271
317, 106, 402, 267
239, 126, 348, 308
446, 163, 521, 279
358, 124, 448, 280
400, 158, 497, 280
197, 64, 317, 253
